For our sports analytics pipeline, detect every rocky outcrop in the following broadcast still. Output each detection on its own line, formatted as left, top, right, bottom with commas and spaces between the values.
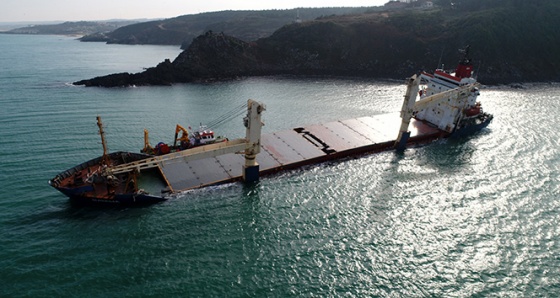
74, 32, 266, 87
172, 31, 267, 79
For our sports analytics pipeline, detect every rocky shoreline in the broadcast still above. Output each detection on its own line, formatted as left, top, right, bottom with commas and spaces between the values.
73, 32, 556, 88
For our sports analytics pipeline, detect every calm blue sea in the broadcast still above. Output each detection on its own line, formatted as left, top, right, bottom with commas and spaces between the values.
0, 34, 559, 297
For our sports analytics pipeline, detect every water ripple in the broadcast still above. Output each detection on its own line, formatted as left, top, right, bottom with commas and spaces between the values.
1, 35, 560, 296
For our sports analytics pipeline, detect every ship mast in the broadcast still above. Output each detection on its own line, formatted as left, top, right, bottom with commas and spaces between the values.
96, 116, 109, 166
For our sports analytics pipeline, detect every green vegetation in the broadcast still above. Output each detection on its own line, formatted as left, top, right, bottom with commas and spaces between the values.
79, 8, 379, 48
75, 0, 560, 85
433, 0, 560, 81
256, 0, 560, 83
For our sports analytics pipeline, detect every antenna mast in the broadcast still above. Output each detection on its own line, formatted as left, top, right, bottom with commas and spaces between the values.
437, 47, 445, 69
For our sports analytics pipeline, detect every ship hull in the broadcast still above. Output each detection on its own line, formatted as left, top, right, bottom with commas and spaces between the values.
65, 191, 166, 206
451, 113, 493, 138
51, 184, 166, 205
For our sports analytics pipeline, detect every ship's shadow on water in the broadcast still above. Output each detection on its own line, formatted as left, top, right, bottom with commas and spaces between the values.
19, 179, 263, 227
67, 203, 152, 221
418, 130, 491, 170
12, 199, 157, 227
241, 182, 261, 201
63, 202, 154, 218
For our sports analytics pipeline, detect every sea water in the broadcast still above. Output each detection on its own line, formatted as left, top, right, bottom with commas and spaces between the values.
0, 34, 559, 297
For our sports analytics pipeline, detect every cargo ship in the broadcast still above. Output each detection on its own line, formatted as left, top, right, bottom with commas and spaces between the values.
49, 48, 492, 205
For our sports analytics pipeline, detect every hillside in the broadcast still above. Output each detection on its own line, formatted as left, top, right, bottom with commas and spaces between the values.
2, 21, 139, 36
74, 0, 560, 86
79, 8, 379, 48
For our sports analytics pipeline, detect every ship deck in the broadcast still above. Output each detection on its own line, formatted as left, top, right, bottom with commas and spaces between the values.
153, 113, 445, 193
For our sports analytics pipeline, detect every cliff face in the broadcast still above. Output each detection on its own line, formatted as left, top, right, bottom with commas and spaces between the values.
74, 1, 560, 87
